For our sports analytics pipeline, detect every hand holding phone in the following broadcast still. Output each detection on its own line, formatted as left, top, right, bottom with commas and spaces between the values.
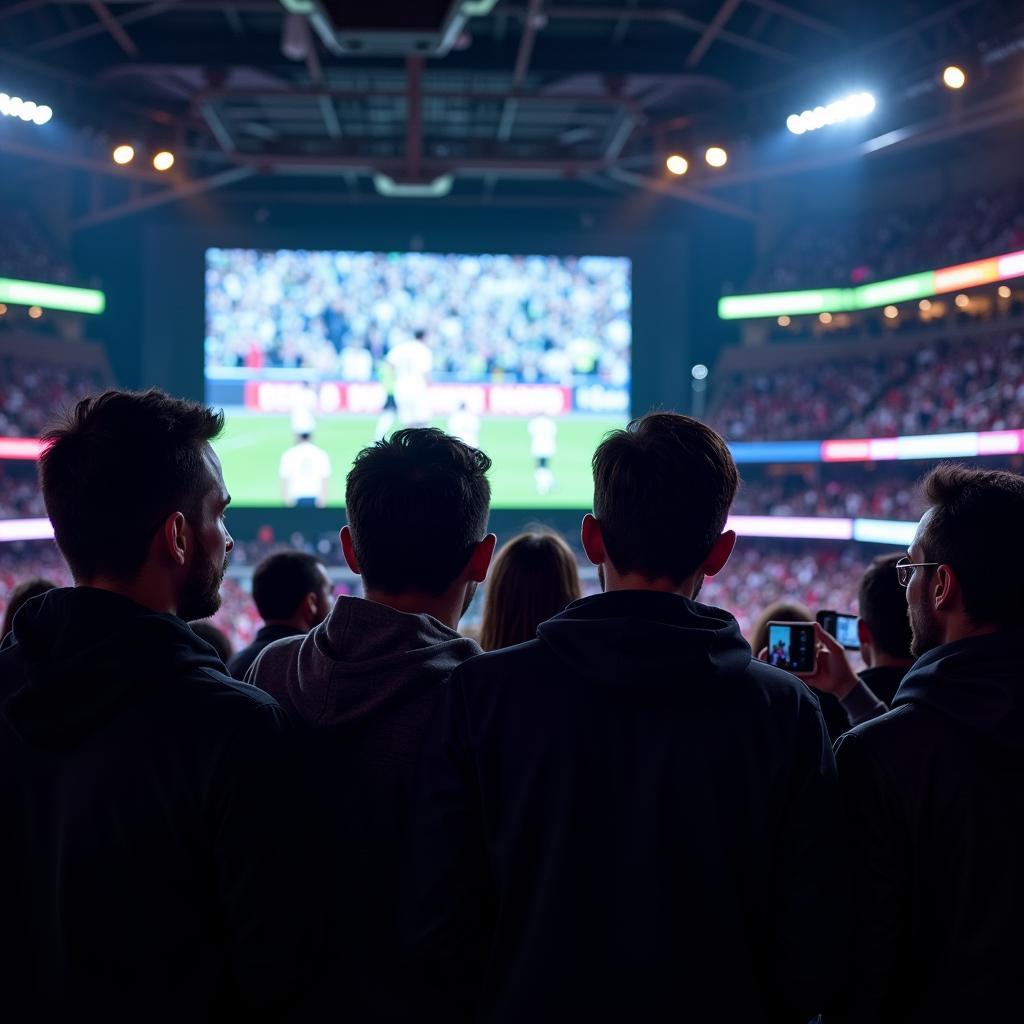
816, 609, 860, 651
765, 621, 818, 676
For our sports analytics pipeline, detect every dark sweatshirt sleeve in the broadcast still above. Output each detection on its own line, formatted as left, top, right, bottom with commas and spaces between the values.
206, 701, 327, 1019
829, 729, 909, 1023
770, 690, 849, 1020
398, 668, 493, 1021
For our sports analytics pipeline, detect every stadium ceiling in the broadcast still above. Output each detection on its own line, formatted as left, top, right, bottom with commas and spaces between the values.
0, 0, 1021, 222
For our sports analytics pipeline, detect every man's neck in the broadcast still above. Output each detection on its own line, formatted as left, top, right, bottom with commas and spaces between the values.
79, 577, 177, 616
362, 588, 463, 631
264, 615, 309, 634
602, 569, 700, 600
866, 652, 915, 671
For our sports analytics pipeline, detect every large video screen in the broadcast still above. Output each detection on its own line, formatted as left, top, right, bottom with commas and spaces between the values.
205, 248, 631, 508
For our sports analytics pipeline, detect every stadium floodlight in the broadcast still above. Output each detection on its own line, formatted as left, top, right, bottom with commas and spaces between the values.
691, 363, 709, 381
0, 92, 52, 126
112, 144, 135, 165
786, 91, 876, 134
704, 146, 728, 168
665, 154, 688, 176
943, 65, 966, 90
152, 150, 175, 172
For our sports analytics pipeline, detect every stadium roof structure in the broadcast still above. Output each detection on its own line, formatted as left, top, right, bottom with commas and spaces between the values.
0, 0, 1020, 223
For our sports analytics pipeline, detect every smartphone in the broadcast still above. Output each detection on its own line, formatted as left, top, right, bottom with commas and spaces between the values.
766, 621, 817, 675
816, 610, 860, 651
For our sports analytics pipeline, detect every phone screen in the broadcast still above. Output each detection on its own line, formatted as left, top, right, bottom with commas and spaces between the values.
767, 622, 816, 674
817, 610, 861, 651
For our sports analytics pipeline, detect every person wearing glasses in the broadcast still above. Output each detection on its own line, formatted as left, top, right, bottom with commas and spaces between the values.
828, 463, 1024, 1024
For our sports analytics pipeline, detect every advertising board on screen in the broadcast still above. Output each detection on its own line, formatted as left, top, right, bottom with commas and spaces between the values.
205, 248, 631, 508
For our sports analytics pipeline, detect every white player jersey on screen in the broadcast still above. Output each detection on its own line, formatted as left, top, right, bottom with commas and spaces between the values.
448, 410, 481, 449
279, 441, 331, 501
529, 416, 557, 457
290, 387, 318, 435
387, 339, 433, 383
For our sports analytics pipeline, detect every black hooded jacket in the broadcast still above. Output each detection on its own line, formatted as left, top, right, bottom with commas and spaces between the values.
0, 587, 325, 1023
833, 631, 1024, 1023
399, 590, 847, 1023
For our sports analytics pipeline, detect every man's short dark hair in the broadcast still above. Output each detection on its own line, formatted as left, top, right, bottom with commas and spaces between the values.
592, 412, 739, 583
919, 463, 1024, 630
858, 553, 913, 659
252, 550, 325, 621
345, 428, 491, 595
40, 389, 224, 582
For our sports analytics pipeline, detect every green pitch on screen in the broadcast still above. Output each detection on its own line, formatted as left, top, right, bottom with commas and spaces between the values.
215, 411, 624, 509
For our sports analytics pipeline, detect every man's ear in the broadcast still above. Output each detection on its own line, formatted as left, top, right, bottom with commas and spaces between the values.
857, 617, 873, 647
701, 530, 736, 578
340, 525, 362, 575
161, 512, 189, 568
581, 513, 605, 567
466, 533, 497, 584
933, 564, 959, 612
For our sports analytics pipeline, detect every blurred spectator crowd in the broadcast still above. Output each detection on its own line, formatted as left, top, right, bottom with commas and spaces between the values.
205, 249, 631, 387
754, 181, 1024, 289
711, 330, 1024, 441
0, 353, 109, 438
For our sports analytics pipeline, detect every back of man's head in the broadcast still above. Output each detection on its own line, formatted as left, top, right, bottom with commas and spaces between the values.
252, 550, 327, 623
345, 427, 491, 595
919, 463, 1024, 630
858, 553, 914, 660
40, 389, 224, 582
592, 412, 739, 583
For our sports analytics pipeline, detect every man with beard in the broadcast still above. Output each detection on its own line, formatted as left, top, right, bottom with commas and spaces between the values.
399, 413, 846, 1023
247, 426, 494, 1022
832, 463, 1024, 1024
0, 389, 325, 1023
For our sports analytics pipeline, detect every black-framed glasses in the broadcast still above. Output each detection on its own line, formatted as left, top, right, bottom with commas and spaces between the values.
895, 555, 939, 587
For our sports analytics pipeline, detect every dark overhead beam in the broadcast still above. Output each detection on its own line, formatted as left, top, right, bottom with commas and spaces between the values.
745, 0, 845, 39
531, 5, 799, 65
405, 56, 423, 178
73, 166, 255, 229
0, 0, 49, 23
686, 0, 743, 70
304, 37, 342, 139
607, 166, 759, 221
499, 0, 544, 142
87, 0, 142, 57
29, 0, 171, 54
201, 102, 236, 152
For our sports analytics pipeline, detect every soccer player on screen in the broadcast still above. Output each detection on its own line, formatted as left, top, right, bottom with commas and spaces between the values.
529, 413, 557, 495
388, 330, 434, 428
447, 402, 481, 449
279, 431, 332, 508
290, 380, 319, 437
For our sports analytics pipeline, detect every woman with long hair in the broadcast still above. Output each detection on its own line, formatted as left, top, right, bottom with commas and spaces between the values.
479, 528, 582, 652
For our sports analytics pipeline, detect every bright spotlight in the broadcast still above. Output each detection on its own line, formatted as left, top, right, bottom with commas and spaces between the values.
943, 65, 966, 90
0, 304, 6, 316
954, 293, 970, 309
665, 154, 689, 176
883, 305, 899, 319
918, 299, 932, 311
0, 92, 52, 126
28, 306, 43, 319
777, 315, 791, 327
152, 150, 175, 172
112, 144, 135, 165
998, 285, 1011, 299
705, 146, 728, 168
787, 91, 876, 134
818, 312, 833, 325
691, 363, 709, 381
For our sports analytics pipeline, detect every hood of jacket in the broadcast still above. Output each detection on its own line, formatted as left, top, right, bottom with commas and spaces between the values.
259, 595, 481, 731
1, 586, 225, 748
892, 631, 1024, 746
535, 589, 754, 706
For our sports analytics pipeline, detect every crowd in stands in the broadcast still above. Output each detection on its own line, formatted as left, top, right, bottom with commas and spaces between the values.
754, 180, 1024, 289
0, 353, 109, 438
4, 388, 1024, 1024
0, 203, 79, 286
710, 329, 1024, 441
205, 248, 631, 387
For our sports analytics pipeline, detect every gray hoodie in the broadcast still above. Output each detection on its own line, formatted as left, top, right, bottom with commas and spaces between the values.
247, 594, 481, 1022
